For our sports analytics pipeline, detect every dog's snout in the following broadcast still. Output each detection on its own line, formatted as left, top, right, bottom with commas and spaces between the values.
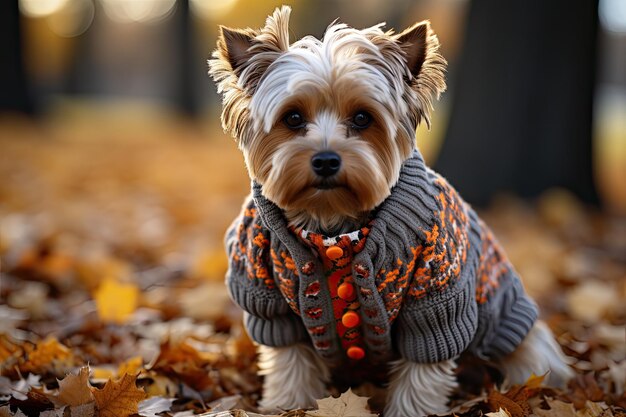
311, 152, 341, 177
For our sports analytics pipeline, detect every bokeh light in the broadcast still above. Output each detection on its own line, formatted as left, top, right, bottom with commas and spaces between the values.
190, 0, 238, 20
47, 0, 95, 37
100, 0, 177, 24
599, 0, 626, 33
19, 0, 70, 17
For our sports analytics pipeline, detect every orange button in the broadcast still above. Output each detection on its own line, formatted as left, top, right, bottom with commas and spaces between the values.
346, 346, 365, 360
337, 282, 355, 300
341, 311, 360, 328
326, 245, 343, 260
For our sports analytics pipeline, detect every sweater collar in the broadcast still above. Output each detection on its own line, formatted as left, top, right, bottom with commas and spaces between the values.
252, 150, 434, 254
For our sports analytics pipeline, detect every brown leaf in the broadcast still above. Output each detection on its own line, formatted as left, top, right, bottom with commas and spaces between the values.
566, 373, 605, 409
487, 390, 529, 417
91, 373, 146, 417
56, 366, 94, 406
486, 375, 545, 417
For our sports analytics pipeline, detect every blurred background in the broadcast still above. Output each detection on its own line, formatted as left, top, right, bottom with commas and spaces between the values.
0, 0, 625, 409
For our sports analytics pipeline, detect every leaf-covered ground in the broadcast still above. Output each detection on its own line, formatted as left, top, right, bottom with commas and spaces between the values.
0, 117, 625, 417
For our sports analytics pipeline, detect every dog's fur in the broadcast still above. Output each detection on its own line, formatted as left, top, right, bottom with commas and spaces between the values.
209, 7, 573, 416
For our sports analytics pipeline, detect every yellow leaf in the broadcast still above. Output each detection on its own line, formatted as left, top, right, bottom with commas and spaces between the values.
91, 373, 146, 417
21, 337, 73, 373
57, 366, 94, 406
91, 366, 116, 381
523, 373, 546, 389
117, 356, 144, 377
94, 278, 139, 324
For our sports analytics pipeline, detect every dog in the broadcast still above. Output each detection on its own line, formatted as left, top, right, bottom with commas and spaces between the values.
209, 6, 573, 416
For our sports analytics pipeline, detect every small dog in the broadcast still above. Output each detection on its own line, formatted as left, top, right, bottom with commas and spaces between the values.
209, 7, 573, 416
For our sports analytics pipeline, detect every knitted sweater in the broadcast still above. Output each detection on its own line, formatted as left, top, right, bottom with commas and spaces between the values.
225, 151, 537, 366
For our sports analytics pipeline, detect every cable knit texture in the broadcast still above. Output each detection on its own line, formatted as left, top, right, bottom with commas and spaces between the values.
224, 150, 538, 366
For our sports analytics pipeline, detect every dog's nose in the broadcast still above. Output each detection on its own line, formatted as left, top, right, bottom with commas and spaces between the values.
311, 152, 341, 177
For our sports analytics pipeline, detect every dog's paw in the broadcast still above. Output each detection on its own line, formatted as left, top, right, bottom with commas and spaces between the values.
384, 358, 457, 417
258, 344, 329, 411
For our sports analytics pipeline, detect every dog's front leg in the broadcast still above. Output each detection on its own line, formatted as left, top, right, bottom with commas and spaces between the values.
257, 344, 330, 411
384, 358, 457, 417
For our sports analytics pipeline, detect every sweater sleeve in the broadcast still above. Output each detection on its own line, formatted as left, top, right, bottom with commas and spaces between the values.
394, 268, 479, 363
225, 199, 308, 347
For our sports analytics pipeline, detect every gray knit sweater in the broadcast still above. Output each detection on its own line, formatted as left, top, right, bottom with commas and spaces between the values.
225, 150, 537, 366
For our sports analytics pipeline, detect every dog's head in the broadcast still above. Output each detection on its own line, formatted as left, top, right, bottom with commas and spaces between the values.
209, 6, 446, 232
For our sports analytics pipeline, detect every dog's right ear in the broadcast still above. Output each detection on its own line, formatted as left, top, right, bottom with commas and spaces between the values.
217, 26, 257, 75
209, 6, 291, 94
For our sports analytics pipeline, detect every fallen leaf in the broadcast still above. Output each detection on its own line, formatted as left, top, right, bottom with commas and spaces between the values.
67, 402, 96, 417
138, 396, 175, 417
91, 373, 146, 417
39, 408, 65, 417
94, 278, 139, 324
534, 399, 577, 417
118, 356, 144, 377
566, 282, 620, 323
306, 389, 377, 417
0, 406, 27, 417
21, 338, 73, 374
56, 366, 94, 406
486, 409, 512, 417
566, 373, 605, 409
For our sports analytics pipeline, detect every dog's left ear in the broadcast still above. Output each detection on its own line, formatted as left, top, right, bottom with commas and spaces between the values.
395, 22, 431, 78
394, 21, 447, 128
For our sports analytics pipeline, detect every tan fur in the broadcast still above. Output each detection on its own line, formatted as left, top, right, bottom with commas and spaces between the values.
208, 6, 446, 233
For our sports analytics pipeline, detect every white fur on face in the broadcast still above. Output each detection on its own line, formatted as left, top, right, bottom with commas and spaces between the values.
248, 23, 411, 141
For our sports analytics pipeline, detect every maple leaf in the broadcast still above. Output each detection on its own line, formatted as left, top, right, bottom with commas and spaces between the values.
91, 373, 146, 417
56, 366, 94, 406
306, 389, 377, 417
94, 278, 139, 324
138, 396, 175, 417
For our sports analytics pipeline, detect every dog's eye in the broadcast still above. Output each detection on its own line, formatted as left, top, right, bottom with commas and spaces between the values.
283, 111, 306, 129
352, 111, 372, 129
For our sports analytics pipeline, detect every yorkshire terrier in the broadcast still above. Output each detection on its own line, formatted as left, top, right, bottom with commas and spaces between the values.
209, 6, 573, 416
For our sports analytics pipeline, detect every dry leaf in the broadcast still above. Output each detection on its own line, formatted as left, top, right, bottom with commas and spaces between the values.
306, 389, 377, 417
118, 356, 144, 377
67, 402, 96, 417
566, 282, 620, 323
0, 406, 26, 417
56, 366, 94, 406
21, 338, 73, 374
91, 373, 146, 417
486, 409, 512, 417
137, 396, 175, 417
39, 408, 65, 417
534, 399, 578, 417
94, 278, 139, 324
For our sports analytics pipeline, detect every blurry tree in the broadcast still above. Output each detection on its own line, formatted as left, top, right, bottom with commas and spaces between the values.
0, 0, 34, 114
436, 0, 600, 206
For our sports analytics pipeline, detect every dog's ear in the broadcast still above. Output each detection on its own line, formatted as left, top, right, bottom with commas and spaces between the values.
209, 6, 291, 92
217, 26, 257, 74
395, 22, 431, 78
394, 21, 447, 128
